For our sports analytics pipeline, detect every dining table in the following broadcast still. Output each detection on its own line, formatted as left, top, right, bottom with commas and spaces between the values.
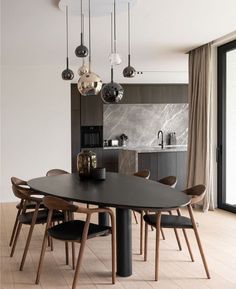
28, 172, 190, 277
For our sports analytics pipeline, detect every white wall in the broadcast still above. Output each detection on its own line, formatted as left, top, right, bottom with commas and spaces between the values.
1, 66, 71, 202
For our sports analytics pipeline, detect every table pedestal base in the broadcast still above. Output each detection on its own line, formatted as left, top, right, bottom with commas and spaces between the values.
116, 208, 132, 277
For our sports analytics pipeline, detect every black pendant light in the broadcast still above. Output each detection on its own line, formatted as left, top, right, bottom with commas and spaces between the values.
61, 6, 74, 81
123, 2, 136, 78
75, 0, 89, 58
101, 12, 124, 104
77, 0, 102, 96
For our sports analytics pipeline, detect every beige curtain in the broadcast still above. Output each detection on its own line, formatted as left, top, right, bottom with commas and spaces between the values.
187, 43, 214, 211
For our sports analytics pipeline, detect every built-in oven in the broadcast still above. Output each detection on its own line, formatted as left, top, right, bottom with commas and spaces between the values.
81, 126, 103, 148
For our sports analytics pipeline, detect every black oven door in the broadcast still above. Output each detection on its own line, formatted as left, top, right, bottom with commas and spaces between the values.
81, 126, 103, 148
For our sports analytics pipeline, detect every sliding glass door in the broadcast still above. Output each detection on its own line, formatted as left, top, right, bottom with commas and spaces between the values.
218, 40, 236, 213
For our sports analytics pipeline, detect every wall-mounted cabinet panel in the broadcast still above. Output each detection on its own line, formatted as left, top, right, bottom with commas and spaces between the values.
119, 84, 188, 104
81, 94, 103, 126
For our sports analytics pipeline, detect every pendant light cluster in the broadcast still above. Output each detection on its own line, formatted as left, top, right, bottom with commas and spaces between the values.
61, 0, 136, 103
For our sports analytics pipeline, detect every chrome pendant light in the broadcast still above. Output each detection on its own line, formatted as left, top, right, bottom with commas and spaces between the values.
101, 12, 124, 104
77, 0, 102, 96
75, 0, 89, 58
109, 0, 122, 66
61, 6, 74, 80
123, 2, 136, 78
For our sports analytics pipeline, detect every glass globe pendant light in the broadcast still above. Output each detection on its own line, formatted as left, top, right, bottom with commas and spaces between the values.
75, 0, 89, 58
61, 6, 74, 80
109, 0, 122, 66
77, 0, 102, 96
101, 13, 124, 104
123, 2, 136, 78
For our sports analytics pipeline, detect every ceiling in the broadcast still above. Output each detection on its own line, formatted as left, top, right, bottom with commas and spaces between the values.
1, 0, 236, 82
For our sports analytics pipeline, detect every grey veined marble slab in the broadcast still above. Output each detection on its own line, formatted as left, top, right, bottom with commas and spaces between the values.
104, 104, 188, 148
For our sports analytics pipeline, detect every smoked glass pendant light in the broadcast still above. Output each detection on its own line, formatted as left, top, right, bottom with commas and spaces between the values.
101, 12, 124, 104
61, 6, 74, 80
109, 0, 122, 66
75, 0, 89, 58
123, 2, 136, 78
77, 0, 102, 96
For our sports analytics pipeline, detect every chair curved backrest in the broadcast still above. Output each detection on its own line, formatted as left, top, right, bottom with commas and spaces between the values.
183, 184, 206, 205
46, 169, 69, 177
134, 170, 150, 179
158, 176, 177, 188
11, 177, 31, 200
43, 196, 78, 212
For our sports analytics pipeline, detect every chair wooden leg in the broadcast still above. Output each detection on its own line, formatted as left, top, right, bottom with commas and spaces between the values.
72, 215, 91, 289
35, 231, 50, 284
20, 205, 39, 271
177, 209, 194, 262
144, 222, 148, 261
140, 211, 144, 255
47, 235, 51, 247
50, 237, 54, 251
188, 205, 210, 279
10, 222, 22, 257
72, 242, 75, 270
65, 242, 69, 265
169, 211, 182, 251
160, 228, 165, 240
9, 209, 21, 247
155, 212, 161, 281
133, 211, 138, 224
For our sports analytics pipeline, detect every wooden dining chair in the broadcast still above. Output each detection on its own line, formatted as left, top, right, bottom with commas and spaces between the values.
9, 179, 45, 247
46, 169, 69, 177
35, 196, 116, 288
10, 177, 65, 271
143, 184, 210, 281
133, 173, 177, 255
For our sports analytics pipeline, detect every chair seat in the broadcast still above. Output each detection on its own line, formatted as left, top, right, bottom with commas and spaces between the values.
16, 201, 45, 210
144, 213, 193, 229
48, 220, 111, 242
18, 209, 64, 225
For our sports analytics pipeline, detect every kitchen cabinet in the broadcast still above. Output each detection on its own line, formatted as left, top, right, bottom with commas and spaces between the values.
137, 151, 187, 190
103, 149, 119, 172
81, 94, 103, 126
176, 152, 187, 191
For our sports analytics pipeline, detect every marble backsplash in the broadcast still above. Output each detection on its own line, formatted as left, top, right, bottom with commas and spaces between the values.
103, 104, 188, 147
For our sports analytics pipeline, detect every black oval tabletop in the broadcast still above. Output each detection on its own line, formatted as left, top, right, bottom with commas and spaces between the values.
28, 172, 190, 210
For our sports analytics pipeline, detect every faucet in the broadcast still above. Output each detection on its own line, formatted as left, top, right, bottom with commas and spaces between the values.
157, 130, 164, 149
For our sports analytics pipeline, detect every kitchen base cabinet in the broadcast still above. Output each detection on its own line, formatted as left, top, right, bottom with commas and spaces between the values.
103, 149, 119, 172
176, 152, 187, 191
138, 153, 158, 181
137, 151, 187, 191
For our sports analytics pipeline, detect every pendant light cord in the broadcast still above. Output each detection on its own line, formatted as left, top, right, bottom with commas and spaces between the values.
88, 0, 91, 72
114, 0, 117, 53
66, 5, 69, 68
111, 12, 114, 82
80, 0, 83, 44
128, 2, 131, 65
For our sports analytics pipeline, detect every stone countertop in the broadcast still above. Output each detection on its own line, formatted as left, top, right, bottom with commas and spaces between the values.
104, 145, 187, 152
